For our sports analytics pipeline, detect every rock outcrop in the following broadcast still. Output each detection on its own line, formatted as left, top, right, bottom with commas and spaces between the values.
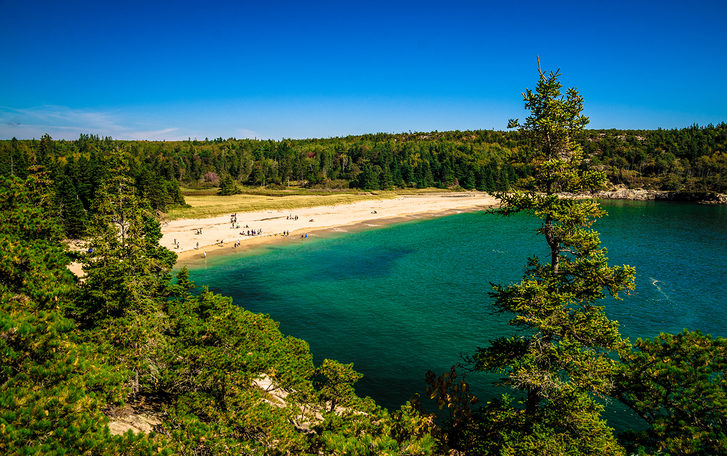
564, 185, 727, 205
107, 405, 162, 435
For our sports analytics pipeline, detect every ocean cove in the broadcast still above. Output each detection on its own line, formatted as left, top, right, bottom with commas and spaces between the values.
185, 200, 727, 428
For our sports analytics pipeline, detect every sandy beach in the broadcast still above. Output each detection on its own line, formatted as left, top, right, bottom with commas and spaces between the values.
163, 192, 498, 263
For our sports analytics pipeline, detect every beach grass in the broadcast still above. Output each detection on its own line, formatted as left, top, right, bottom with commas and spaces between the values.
164, 186, 402, 220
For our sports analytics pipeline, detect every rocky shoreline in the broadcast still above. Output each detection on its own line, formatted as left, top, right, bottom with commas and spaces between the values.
566, 186, 727, 205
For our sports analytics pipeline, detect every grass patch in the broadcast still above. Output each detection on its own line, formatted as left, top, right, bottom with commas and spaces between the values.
165, 187, 401, 220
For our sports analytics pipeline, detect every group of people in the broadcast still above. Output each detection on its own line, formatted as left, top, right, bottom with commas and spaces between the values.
240, 228, 262, 236
188, 211, 315, 260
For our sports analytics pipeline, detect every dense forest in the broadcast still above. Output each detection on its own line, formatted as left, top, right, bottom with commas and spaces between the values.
0, 124, 725, 236
2, 118, 727, 453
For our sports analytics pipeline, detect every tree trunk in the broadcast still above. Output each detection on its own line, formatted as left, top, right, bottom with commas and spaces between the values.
544, 214, 560, 273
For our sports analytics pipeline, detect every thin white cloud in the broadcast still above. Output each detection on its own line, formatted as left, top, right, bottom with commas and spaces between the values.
237, 128, 261, 139
0, 105, 267, 141
0, 105, 183, 140
124, 127, 180, 141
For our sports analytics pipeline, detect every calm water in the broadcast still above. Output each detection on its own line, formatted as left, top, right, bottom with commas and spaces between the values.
184, 201, 727, 430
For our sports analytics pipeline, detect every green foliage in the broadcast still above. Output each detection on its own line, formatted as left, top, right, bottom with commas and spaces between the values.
4, 124, 727, 224
471, 62, 635, 454
161, 281, 437, 454
160, 287, 312, 454
0, 301, 151, 455
616, 330, 727, 455
71, 154, 177, 398
0, 171, 74, 306
0, 175, 161, 455
315, 359, 363, 412
315, 401, 436, 455
217, 173, 241, 195
466, 393, 625, 456
55, 174, 88, 238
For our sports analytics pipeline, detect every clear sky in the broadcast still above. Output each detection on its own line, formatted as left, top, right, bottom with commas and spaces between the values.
1, 0, 725, 140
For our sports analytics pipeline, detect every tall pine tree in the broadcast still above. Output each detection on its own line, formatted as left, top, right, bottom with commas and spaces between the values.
472, 60, 636, 454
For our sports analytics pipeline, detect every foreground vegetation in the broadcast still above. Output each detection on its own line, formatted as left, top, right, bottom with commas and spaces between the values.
1, 66, 726, 454
0, 166, 437, 455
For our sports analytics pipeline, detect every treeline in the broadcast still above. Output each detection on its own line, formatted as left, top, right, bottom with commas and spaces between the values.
3, 125, 725, 193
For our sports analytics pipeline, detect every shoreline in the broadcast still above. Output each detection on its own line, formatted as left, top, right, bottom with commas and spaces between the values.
164, 188, 725, 268
163, 193, 499, 265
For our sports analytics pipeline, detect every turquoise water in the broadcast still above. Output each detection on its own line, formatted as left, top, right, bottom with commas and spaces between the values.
184, 201, 727, 430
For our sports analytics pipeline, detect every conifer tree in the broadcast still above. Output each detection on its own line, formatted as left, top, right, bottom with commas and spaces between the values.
217, 173, 241, 195
55, 174, 87, 238
472, 60, 635, 454
74, 151, 176, 396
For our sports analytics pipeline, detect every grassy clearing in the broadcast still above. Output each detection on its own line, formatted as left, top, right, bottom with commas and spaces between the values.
164, 187, 402, 220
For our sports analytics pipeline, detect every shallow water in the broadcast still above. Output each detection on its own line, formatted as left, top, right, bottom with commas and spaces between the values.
185, 200, 727, 431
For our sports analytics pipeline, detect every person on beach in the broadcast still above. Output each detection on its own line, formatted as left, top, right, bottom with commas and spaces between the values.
202, 251, 207, 258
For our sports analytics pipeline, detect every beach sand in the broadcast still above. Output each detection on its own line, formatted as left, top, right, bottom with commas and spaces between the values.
163, 192, 498, 263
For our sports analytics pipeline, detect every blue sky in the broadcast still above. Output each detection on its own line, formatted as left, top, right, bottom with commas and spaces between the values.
1, 0, 725, 140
